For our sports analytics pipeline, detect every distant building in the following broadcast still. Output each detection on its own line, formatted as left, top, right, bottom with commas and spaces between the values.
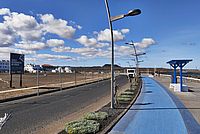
42, 64, 54, 72
54, 67, 64, 73
24, 64, 72, 73
25, 64, 43, 73
53, 66, 72, 73
0, 60, 9, 73
52, 69, 58, 73
65, 66, 72, 73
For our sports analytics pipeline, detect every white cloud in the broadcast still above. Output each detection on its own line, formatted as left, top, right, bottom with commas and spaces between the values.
0, 8, 11, 15
69, 20, 82, 30
25, 58, 43, 63
0, 47, 35, 54
71, 47, 111, 58
65, 57, 87, 62
110, 45, 133, 57
47, 59, 56, 61
15, 40, 48, 50
76, 57, 87, 61
76, 35, 98, 47
71, 47, 99, 57
1, 8, 150, 63
0, 8, 77, 45
96, 42, 109, 48
0, 8, 43, 46
30, 53, 88, 62
96, 49, 111, 58
76, 35, 110, 48
182, 42, 196, 45
0, 53, 9, 59
4, 12, 40, 31
52, 46, 111, 58
113, 44, 147, 58
51, 46, 71, 52
135, 38, 156, 48
121, 29, 130, 34
46, 39, 65, 47
18, 30, 42, 40
112, 39, 156, 57
93, 31, 98, 35
0, 23, 18, 47
40, 14, 76, 39
115, 45, 132, 53
97, 29, 125, 42
76, 25, 82, 29
0, 47, 36, 60
0, 8, 80, 50
34, 54, 72, 60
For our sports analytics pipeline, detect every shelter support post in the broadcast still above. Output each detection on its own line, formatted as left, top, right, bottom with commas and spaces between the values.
180, 66, 183, 92
166, 59, 192, 92
174, 67, 176, 84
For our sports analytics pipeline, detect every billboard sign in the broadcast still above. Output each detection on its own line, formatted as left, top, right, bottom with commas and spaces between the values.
10, 53, 24, 74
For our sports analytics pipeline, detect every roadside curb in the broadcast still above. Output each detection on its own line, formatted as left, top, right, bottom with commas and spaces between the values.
100, 78, 142, 134
0, 78, 110, 103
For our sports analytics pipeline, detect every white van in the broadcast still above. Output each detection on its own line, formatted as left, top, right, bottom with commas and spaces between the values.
127, 69, 135, 78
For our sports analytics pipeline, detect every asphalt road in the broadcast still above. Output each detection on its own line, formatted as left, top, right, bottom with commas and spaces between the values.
0, 75, 129, 134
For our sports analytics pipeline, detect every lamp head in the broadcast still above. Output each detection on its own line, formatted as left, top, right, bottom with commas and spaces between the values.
128, 9, 141, 16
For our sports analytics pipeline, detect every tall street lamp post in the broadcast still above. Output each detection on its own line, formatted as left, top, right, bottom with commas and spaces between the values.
104, 0, 141, 108
126, 41, 146, 83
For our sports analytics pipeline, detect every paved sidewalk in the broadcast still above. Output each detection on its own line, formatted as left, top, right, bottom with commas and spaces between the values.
153, 75, 200, 125
109, 76, 200, 134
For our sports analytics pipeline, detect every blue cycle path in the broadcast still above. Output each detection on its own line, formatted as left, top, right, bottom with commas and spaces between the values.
109, 76, 200, 134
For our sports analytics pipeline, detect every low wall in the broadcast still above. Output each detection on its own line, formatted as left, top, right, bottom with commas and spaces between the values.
157, 74, 200, 83
142, 73, 200, 83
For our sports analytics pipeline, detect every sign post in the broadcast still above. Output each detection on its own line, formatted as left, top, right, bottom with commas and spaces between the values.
9, 53, 24, 88
37, 68, 39, 96
10, 74, 12, 88
20, 74, 22, 87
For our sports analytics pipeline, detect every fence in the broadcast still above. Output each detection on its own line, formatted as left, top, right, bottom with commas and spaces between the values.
0, 70, 115, 99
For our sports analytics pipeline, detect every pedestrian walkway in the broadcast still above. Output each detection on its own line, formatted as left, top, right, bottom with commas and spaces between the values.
109, 76, 200, 134
153, 75, 200, 125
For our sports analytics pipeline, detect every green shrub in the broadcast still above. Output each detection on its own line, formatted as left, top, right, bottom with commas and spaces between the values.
82, 112, 108, 120
117, 97, 131, 101
131, 85, 137, 88
117, 95, 131, 98
65, 119, 100, 134
132, 82, 138, 85
120, 92, 134, 95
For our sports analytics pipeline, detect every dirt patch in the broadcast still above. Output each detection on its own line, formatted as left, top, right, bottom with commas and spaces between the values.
0, 72, 109, 100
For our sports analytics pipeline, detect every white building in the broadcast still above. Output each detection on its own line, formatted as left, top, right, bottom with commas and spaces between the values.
52, 66, 72, 73
24, 64, 43, 73
54, 67, 64, 73
65, 66, 72, 73
0, 60, 9, 73
42, 64, 54, 72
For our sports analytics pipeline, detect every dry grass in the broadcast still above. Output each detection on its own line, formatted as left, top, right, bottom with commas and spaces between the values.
0, 72, 111, 100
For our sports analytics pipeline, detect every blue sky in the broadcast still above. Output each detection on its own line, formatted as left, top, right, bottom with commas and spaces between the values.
0, 0, 200, 69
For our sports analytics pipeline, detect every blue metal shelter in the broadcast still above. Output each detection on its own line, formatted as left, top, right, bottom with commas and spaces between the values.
166, 59, 192, 92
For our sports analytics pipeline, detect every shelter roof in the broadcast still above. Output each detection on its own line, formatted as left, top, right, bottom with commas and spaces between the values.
166, 59, 192, 65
